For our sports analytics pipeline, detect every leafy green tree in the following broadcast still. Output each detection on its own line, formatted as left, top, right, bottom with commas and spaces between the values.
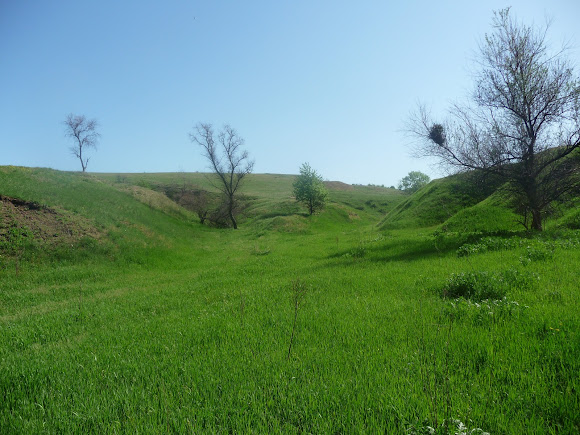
398, 171, 430, 193
293, 163, 328, 215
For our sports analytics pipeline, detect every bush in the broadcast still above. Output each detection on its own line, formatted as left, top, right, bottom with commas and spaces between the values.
440, 268, 539, 301
441, 272, 506, 300
442, 297, 529, 326
456, 236, 520, 257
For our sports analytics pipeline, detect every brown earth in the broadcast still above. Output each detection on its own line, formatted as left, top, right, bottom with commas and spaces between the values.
0, 195, 100, 248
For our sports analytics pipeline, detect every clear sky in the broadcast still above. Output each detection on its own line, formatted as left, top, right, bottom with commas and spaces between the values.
1, 1, 578, 186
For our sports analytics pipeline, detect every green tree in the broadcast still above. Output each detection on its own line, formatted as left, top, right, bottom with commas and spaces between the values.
398, 171, 430, 193
293, 163, 328, 215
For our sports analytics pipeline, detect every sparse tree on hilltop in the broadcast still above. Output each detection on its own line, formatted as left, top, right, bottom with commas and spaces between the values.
408, 8, 580, 231
64, 114, 100, 172
293, 163, 328, 215
190, 123, 254, 229
398, 171, 430, 193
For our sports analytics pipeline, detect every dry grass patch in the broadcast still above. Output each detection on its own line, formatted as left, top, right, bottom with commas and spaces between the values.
119, 185, 195, 220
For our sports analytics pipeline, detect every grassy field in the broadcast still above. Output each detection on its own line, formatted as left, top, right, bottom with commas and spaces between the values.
1, 166, 579, 433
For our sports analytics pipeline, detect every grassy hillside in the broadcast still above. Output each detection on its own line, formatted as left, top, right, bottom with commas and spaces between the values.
93, 171, 404, 234
1, 166, 579, 433
380, 175, 476, 229
379, 171, 513, 230
0, 166, 209, 268
381, 174, 579, 234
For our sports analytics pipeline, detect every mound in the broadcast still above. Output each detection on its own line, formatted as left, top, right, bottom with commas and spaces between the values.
379, 172, 503, 230
0, 195, 100, 249
440, 201, 521, 233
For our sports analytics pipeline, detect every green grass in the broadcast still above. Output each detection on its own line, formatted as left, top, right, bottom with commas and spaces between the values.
379, 172, 505, 230
1, 166, 579, 433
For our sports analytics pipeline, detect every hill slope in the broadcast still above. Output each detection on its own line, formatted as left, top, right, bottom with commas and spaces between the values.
1, 166, 579, 433
379, 173, 492, 229
95, 171, 405, 229
0, 167, 404, 260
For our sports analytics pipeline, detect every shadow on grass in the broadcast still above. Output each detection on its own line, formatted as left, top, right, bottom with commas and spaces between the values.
326, 237, 451, 264
369, 237, 456, 263
257, 211, 310, 219
326, 229, 528, 265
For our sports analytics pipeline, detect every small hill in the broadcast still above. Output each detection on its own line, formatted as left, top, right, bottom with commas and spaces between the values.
379, 172, 499, 229
0, 194, 100, 249
555, 206, 580, 229
380, 167, 580, 233
438, 194, 522, 233
0, 167, 205, 264
10, 165, 578, 251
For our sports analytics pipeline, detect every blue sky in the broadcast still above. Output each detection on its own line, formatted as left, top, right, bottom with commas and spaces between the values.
1, 1, 578, 186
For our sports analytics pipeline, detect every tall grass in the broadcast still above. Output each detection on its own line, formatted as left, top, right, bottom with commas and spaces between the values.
1, 167, 578, 433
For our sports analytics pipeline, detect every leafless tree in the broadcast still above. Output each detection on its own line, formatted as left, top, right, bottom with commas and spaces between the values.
408, 9, 580, 231
178, 184, 211, 225
64, 114, 100, 172
189, 123, 254, 229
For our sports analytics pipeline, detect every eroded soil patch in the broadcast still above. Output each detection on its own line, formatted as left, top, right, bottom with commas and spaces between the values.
0, 195, 100, 249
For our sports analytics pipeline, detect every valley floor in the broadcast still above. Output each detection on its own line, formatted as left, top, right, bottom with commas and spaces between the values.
1, 168, 579, 433
1, 224, 579, 433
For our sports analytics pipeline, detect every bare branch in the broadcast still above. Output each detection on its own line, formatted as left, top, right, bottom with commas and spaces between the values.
64, 113, 100, 172
406, 9, 580, 230
190, 122, 253, 229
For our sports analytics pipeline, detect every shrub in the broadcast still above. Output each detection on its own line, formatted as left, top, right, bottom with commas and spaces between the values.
440, 268, 539, 301
440, 271, 506, 301
456, 236, 520, 257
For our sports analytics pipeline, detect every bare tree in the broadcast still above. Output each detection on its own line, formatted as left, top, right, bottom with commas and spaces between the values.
189, 123, 254, 229
64, 114, 100, 172
177, 183, 211, 225
408, 9, 580, 231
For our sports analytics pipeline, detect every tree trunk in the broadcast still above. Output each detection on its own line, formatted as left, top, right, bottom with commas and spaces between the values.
230, 212, 238, 229
531, 208, 543, 231
526, 176, 543, 231
79, 146, 86, 172
228, 196, 238, 229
